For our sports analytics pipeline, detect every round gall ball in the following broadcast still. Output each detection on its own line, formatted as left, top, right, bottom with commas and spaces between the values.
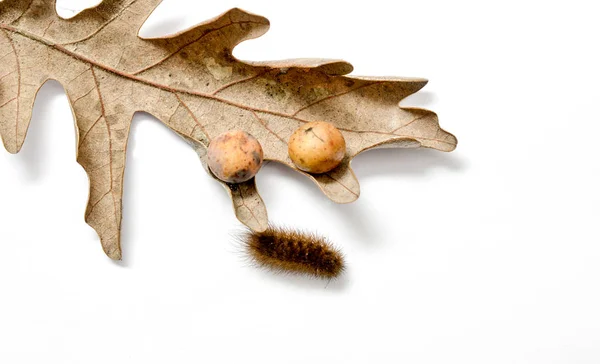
207, 130, 264, 183
288, 121, 346, 174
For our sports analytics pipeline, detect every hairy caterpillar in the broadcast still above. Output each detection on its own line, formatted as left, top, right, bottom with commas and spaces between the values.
242, 227, 345, 279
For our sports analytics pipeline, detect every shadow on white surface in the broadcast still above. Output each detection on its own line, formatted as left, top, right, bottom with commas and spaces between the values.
330, 199, 384, 246
115, 113, 150, 268
115, 111, 230, 267
8, 81, 69, 182
263, 161, 388, 246
116, 112, 183, 267
352, 147, 466, 179
243, 262, 350, 291
259, 147, 466, 248
139, 12, 188, 39
55, 0, 102, 19
400, 90, 437, 107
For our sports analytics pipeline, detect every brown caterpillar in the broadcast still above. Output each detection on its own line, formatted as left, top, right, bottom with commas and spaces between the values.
242, 227, 345, 279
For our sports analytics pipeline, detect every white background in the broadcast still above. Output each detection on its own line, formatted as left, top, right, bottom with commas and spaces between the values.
1, 0, 599, 363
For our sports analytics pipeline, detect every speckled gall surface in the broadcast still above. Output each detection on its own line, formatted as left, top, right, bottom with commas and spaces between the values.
207, 130, 264, 183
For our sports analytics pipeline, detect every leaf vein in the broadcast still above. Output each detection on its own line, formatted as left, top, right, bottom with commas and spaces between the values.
85, 189, 112, 219
130, 20, 261, 75
323, 173, 358, 197
236, 184, 260, 227
71, 86, 96, 104
391, 113, 430, 133
0, 25, 456, 148
292, 81, 382, 116
10, 0, 34, 25
0, 69, 16, 81
175, 94, 211, 144
62, 0, 140, 45
211, 69, 272, 95
0, 97, 17, 108
90, 66, 120, 231
1, 29, 20, 152
251, 110, 286, 144
79, 114, 103, 146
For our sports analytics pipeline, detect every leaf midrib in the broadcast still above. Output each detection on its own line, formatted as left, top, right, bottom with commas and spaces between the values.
0, 23, 455, 147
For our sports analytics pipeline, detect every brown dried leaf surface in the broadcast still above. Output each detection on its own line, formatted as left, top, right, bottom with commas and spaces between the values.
0, 0, 457, 259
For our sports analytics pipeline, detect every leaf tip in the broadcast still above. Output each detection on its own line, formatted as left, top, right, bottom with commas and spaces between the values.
443, 132, 458, 152
2, 138, 22, 155
316, 60, 354, 76
227, 7, 270, 27
303, 164, 361, 204
105, 247, 123, 261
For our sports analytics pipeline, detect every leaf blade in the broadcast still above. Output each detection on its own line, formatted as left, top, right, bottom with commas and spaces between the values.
0, 1, 457, 259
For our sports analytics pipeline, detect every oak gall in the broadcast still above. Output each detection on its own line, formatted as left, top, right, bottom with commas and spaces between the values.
288, 122, 346, 174
207, 130, 264, 183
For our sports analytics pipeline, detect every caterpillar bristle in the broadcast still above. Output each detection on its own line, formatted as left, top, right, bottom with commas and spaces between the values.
242, 227, 345, 279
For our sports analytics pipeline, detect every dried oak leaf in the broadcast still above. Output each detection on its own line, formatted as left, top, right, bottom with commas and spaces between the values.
0, 0, 457, 260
